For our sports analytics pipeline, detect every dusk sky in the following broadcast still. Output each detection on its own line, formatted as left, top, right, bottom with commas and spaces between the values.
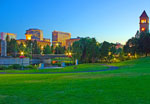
1, 0, 150, 44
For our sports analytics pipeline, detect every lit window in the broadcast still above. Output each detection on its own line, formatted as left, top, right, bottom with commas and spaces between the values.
141, 19, 146, 23
27, 36, 31, 40
141, 27, 145, 31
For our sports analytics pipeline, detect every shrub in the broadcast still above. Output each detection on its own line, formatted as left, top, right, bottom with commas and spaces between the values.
25, 65, 38, 69
0, 66, 7, 70
8, 64, 21, 70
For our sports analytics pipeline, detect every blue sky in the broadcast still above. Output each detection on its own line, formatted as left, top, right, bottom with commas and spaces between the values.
0, 0, 150, 44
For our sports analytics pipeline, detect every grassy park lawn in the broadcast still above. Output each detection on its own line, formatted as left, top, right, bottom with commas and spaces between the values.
0, 57, 150, 104
0, 64, 108, 73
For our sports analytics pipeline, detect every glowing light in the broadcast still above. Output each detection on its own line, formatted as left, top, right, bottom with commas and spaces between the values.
108, 52, 111, 56
23, 44, 26, 47
128, 53, 131, 56
56, 43, 59, 46
66, 52, 72, 56
69, 52, 72, 56
28, 36, 31, 40
141, 19, 146, 23
20, 52, 24, 56
66, 53, 69, 55
141, 27, 145, 31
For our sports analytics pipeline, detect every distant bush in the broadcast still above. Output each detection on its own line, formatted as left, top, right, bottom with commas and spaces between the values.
0, 66, 7, 70
24, 65, 38, 69
51, 63, 61, 67
8, 64, 21, 70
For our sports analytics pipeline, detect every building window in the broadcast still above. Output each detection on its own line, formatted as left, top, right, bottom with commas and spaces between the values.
141, 19, 146, 23
141, 27, 145, 31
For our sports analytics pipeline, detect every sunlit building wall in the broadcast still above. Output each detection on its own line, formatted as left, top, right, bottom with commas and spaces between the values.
0, 32, 16, 40
66, 38, 80, 49
52, 30, 71, 47
25, 29, 43, 41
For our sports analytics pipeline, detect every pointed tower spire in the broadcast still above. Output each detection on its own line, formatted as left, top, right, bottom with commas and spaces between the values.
140, 10, 148, 18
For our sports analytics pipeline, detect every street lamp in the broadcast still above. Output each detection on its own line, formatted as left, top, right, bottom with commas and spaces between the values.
128, 53, 131, 58
21, 51, 24, 56
108, 52, 111, 63
66, 52, 72, 65
108, 52, 111, 56
23, 44, 26, 47
56, 43, 59, 46
31, 43, 33, 64
56, 43, 59, 54
20, 51, 25, 70
69, 52, 72, 56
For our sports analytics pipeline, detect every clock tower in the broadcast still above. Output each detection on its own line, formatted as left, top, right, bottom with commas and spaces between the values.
140, 10, 149, 33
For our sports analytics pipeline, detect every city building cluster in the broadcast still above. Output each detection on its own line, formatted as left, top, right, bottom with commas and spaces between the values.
0, 29, 80, 50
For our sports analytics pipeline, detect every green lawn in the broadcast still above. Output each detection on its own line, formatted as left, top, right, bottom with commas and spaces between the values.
0, 64, 108, 73
0, 57, 150, 104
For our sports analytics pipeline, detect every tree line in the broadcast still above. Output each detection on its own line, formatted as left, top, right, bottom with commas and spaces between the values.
4, 31, 150, 63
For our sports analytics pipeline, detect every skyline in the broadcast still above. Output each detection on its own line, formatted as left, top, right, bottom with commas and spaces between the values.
1, 0, 150, 44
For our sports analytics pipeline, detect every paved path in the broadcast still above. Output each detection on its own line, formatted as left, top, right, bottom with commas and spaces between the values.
0, 65, 119, 74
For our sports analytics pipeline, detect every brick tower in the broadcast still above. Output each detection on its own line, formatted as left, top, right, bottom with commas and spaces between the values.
140, 10, 149, 33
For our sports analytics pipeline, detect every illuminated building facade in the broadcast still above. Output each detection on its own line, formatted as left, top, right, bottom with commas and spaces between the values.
52, 30, 71, 47
66, 38, 80, 49
0, 32, 16, 40
25, 29, 43, 41
139, 10, 149, 33
17, 29, 50, 50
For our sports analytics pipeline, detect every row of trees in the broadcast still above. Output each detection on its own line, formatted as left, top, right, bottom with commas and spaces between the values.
72, 37, 122, 63
71, 32, 150, 63
6, 36, 66, 57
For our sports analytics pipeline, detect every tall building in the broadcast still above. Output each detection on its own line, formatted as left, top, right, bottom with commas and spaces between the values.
17, 29, 50, 51
52, 30, 71, 47
25, 29, 43, 41
0, 32, 16, 40
139, 10, 149, 33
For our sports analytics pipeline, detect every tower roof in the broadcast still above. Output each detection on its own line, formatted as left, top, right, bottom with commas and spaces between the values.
140, 10, 149, 18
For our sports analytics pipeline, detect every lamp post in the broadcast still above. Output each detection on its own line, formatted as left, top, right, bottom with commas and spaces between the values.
31, 43, 33, 64
128, 53, 131, 58
20, 51, 25, 70
66, 52, 72, 65
56, 43, 59, 54
108, 52, 111, 63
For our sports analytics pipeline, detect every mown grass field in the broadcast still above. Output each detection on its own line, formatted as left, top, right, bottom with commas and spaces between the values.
0, 57, 150, 104
0, 64, 108, 73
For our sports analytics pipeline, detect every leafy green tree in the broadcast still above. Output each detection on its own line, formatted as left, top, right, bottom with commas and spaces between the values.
43, 45, 52, 54
138, 32, 150, 56
99, 41, 111, 60
123, 37, 139, 56
86, 38, 99, 63
7, 39, 18, 57
72, 37, 99, 63
32, 40, 41, 54
55, 45, 65, 54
